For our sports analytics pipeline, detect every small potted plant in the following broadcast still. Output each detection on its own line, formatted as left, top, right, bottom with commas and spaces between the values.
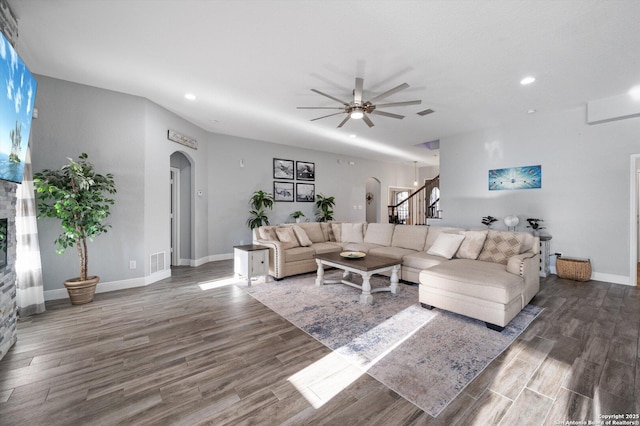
315, 194, 335, 222
34, 153, 116, 305
481, 215, 498, 228
292, 211, 305, 223
526, 218, 545, 235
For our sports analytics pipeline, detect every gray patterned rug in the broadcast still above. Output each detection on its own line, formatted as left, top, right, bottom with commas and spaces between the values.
240, 271, 542, 417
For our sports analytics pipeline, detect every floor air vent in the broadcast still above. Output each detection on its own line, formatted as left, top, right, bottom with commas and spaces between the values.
150, 251, 166, 274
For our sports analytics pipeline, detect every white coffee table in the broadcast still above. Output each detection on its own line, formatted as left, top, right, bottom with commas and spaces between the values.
315, 252, 401, 304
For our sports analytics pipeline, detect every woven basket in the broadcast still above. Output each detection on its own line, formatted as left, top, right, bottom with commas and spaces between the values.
556, 258, 591, 282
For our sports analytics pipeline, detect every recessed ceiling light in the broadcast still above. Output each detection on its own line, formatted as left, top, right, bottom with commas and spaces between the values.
184, 93, 197, 101
520, 76, 536, 85
527, 109, 537, 114
349, 134, 357, 138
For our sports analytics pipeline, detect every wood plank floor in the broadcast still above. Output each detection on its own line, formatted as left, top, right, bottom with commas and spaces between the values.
0, 260, 638, 425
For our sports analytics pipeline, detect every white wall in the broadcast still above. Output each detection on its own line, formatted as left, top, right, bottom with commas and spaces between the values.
31, 76, 147, 291
438, 106, 640, 284
204, 133, 413, 259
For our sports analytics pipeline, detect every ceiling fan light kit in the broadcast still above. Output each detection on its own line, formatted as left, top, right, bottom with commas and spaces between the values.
298, 77, 426, 128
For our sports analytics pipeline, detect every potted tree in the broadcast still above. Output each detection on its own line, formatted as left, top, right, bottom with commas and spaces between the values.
246, 190, 274, 229
315, 194, 335, 222
34, 153, 116, 305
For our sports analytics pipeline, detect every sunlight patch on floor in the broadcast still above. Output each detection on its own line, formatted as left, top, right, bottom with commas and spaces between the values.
288, 304, 436, 408
198, 275, 241, 290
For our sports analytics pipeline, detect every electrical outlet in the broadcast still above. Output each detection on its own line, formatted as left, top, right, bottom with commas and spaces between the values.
129, 260, 137, 269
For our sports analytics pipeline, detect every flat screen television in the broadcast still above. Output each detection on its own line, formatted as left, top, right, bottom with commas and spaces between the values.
0, 31, 37, 184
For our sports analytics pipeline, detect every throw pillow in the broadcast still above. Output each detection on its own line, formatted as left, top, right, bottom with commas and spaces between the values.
341, 222, 364, 243
298, 222, 325, 243
292, 225, 313, 247
330, 223, 342, 242
275, 227, 300, 249
478, 230, 524, 265
456, 230, 488, 260
426, 232, 465, 259
258, 226, 277, 241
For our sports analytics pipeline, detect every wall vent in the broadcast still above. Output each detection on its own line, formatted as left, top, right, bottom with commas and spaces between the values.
150, 251, 166, 274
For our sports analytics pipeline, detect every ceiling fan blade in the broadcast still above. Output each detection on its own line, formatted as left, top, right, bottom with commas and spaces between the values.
337, 115, 351, 128
368, 83, 410, 103
362, 114, 375, 127
354, 77, 364, 105
310, 88, 349, 105
297, 106, 346, 110
311, 112, 346, 121
371, 110, 405, 119
375, 100, 422, 108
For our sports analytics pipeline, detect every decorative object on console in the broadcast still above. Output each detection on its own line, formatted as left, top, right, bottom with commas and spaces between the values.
503, 215, 520, 231
246, 190, 274, 229
33, 153, 116, 304
273, 158, 294, 180
526, 217, 545, 236
297, 76, 423, 128
489, 165, 541, 190
481, 215, 498, 228
296, 161, 315, 180
296, 183, 315, 202
273, 181, 294, 202
315, 193, 335, 222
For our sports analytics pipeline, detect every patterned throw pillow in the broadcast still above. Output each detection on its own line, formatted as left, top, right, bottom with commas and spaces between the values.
258, 226, 277, 241
456, 230, 488, 260
478, 230, 524, 265
275, 227, 300, 249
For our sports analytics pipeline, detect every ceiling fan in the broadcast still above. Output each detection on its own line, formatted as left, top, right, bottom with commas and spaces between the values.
297, 77, 422, 128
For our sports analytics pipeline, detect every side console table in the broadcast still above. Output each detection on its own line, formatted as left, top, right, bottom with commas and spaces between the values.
234, 244, 269, 286
539, 234, 552, 278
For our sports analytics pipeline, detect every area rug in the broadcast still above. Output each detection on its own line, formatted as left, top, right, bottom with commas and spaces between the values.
238, 272, 542, 417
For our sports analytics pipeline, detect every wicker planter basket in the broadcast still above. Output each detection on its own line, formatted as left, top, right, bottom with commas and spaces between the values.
64, 276, 100, 305
556, 258, 591, 282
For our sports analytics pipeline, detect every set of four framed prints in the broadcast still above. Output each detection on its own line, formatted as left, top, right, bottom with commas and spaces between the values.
273, 158, 315, 202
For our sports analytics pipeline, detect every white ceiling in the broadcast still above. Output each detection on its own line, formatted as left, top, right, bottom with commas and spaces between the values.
9, 0, 640, 165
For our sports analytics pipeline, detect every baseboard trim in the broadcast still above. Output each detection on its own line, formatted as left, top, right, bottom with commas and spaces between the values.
44, 269, 173, 301
192, 253, 233, 267
550, 266, 631, 286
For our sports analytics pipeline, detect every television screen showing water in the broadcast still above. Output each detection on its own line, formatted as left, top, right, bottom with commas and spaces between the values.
0, 32, 37, 183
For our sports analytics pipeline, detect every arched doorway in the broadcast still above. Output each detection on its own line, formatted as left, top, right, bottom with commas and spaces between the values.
365, 177, 381, 223
170, 151, 193, 266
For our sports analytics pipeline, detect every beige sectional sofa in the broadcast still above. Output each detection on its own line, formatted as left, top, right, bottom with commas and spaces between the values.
252, 222, 540, 330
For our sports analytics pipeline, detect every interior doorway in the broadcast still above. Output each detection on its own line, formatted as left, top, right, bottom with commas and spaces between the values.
170, 152, 193, 266
365, 177, 381, 223
631, 155, 640, 286
170, 167, 180, 266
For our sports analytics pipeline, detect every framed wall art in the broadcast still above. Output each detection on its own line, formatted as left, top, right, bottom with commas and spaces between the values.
273, 158, 294, 180
296, 183, 315, 202
296, 161, 315, 181
274, 181, 294, 202
489, 165, 542, 190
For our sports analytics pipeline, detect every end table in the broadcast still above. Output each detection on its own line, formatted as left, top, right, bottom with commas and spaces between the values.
234, 245, 269, 286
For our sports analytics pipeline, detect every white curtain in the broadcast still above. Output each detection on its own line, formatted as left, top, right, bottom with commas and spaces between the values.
16, 146, 45, 316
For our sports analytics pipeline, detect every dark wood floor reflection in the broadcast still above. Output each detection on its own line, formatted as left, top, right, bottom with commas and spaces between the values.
0, 260, 638, 425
